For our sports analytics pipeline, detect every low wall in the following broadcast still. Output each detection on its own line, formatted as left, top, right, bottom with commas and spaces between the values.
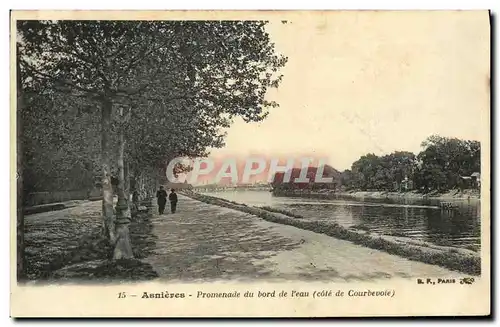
24, 190, 90, 207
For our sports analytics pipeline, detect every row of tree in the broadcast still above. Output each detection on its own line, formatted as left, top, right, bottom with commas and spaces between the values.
17, 21, 287, 276
341, 135, 481, 192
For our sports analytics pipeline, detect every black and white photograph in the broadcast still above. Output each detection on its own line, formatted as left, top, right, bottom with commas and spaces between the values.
10, 10, 490, 317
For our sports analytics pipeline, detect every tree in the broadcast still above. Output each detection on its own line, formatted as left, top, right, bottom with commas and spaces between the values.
18, 21, 194, 257
338, 136, 479, 193
346, 151, 417, 191
20, 88, 101, 195
350, 153, 382, 190
18, 20, 287, 261
123, 20, 288, 195
380, 151, 416, 191
415, 135, 481, 191
340, 169, 353, 190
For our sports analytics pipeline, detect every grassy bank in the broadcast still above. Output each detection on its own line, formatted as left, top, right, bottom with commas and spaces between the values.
272, 189, 480, 201
182, 191, 481, 276
23, 206, 158, 284
339, 189, 480, 200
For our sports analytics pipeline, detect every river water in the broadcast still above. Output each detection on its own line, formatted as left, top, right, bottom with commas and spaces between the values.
200, 190, 481, 251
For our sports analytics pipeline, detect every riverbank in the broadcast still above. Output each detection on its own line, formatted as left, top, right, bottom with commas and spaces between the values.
23, 201, 158, 284
144, 194, 471, 281
272, 189, 480, 201
182, 191, 481, 276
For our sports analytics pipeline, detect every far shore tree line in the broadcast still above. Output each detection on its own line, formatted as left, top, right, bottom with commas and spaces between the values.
17, 20, 287, 276
271, 135, 481, 194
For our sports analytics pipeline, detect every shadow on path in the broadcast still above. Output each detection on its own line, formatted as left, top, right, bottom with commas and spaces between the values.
145, 199, 309, 281
145, 195, 471, 283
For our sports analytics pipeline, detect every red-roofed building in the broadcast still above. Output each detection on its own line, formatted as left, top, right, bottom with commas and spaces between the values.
271, 165, 341, 191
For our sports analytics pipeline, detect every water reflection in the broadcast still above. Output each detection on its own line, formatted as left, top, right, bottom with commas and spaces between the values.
201, 190, 481, 251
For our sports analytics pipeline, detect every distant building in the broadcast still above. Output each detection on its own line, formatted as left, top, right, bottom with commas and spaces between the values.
271, 165, 341, 191
400, 176, 414, 192
471, 172, 480, 189
459, 172, 480, 190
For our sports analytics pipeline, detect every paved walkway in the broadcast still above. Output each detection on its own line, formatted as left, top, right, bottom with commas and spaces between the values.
143, 195, 468, 282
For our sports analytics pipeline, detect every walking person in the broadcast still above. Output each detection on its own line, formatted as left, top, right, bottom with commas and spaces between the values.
169, 189, 178, 213
156, 186, 167, 215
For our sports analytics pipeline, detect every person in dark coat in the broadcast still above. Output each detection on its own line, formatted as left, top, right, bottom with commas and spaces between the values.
156, 186, 167, 215
169, 189, 178, 213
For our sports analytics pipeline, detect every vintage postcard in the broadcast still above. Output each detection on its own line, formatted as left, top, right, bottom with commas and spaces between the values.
10, 10, 490, 317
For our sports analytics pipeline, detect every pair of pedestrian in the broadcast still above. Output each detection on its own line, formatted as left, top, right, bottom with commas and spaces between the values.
156, 186, 178, 215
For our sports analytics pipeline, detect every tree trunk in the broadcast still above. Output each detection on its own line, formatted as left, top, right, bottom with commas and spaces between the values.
150, 169, 157, 198
125, 159, 130, 202
136, 172, 146, 201
101, 98, 115, 242
16, 46, 25, 282
113, 116, 134, 260
137, 167, 155, 200
147, 172, 154, 198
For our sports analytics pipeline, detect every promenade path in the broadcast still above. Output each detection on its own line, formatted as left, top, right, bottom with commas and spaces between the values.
143, 195, 468, 282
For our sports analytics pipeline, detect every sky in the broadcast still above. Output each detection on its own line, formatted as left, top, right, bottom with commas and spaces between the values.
209, 11, 490, 171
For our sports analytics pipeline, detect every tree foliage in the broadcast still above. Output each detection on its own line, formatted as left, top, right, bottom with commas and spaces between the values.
414, 135, 480, 191
18, 20, 287, 193
19, 82, 101, 197
341, 135, 480, 192
18, 19, 287, 257
18, 19, 287, 209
